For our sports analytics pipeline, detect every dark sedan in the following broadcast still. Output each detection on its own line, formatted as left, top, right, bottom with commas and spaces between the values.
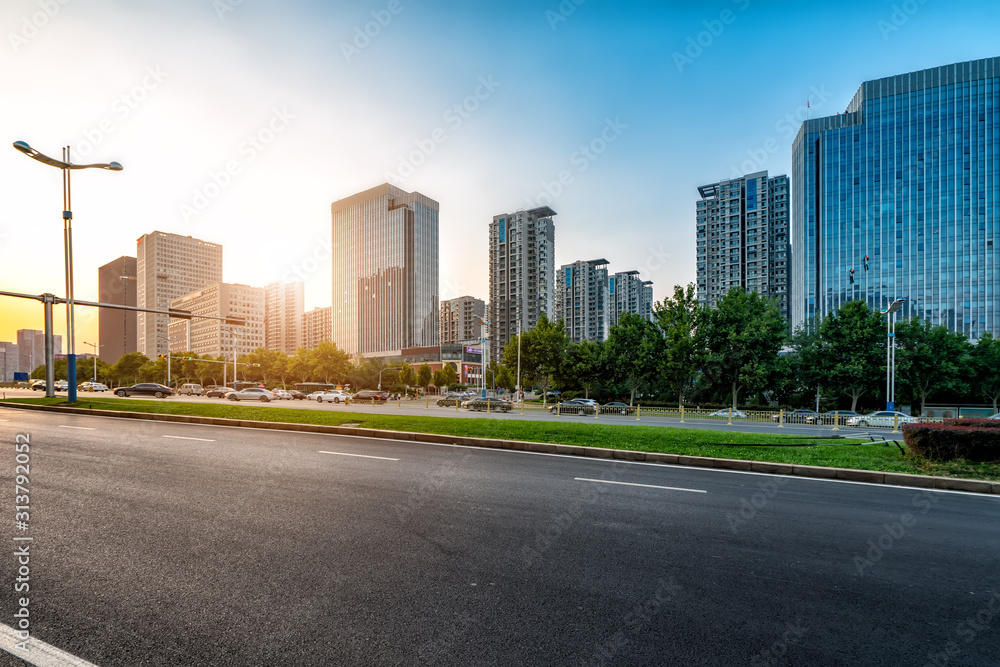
204, 386, 235, 398
287, 390, 308, 400
465, 397, 511, 412
806, 410, 860, 425
114, 383, 174, 398
352, 390, 388, 403
599, 402, 636, 415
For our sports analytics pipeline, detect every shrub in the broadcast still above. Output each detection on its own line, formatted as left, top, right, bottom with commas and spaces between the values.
903, 423, 1000, 462
943, 418, 1000, 429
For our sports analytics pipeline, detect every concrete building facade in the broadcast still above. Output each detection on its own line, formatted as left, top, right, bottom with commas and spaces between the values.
167, 282, 264, 359
610, 270, 655, 325
16, 330, 61, 376
556, 259, 610, 343
302, 307, 332, 350
97, 256, 137, 365
265, 281, 304, 355
439, 296, 486, 345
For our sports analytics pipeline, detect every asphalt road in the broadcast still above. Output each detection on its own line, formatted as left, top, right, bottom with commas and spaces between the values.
0, 408, 997, 666
0, 388, 903, 441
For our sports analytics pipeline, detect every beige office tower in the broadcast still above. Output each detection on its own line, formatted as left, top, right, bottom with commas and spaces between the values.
302, 306, 332, 350
167, 282, 265, 358
265, 281, 304, 355
439, 296, 486, 345
136, 231, 223, 358
331, 184, 439, 358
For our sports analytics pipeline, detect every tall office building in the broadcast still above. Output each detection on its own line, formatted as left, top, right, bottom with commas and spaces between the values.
610, 270, 655, 325
265, 281, 304, 355
697, 171, 790, 319
302, 306, 332, 350
167, 282, 265, 359
331, 184, 439, 358
489, 206, 556, 355
16, 330, 61, 376
97, 256, 137, 364
137, 231, 223, 358
556, 259, 610, 343
439, 296, 486, 345
792, 57, 1000, 337
0, 342, 18, 381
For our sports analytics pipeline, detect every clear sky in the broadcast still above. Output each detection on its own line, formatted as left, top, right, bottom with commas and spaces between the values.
1, 0, 998, 352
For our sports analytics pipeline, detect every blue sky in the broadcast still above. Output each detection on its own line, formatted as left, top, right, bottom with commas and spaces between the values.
2, 0, 998, 349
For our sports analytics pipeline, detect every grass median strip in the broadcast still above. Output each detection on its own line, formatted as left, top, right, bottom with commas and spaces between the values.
4, 396, 998, 482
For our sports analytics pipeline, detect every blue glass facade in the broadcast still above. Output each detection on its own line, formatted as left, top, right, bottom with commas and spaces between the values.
792, 57, 1000, 338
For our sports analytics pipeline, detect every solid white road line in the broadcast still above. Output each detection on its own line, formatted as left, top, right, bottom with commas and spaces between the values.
0, 623, 99, 667
162, 435, 216, 442
318, 450, 399, 461
58, 425, 95, 431
574, 477, 707, 494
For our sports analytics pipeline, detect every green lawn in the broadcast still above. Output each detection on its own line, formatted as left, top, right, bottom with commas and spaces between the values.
5, 396, 998, 482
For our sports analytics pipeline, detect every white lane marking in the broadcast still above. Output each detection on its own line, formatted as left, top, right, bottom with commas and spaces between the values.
0, 419, 8, 421
318, 450, 399, 461
574, 477, 707, 494
58, 425, 95, 431
0, 622, 100, 666
162, 435, 216, 442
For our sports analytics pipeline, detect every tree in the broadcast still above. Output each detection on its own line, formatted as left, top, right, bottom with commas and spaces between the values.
312, 341, 351, 384
894, 317, 972, 414
416, 363, 433, 389
398, 362, 416, 388
518, 313, 568, 408
653, 283, 701, 407
112, 352, 150, 386
604, 312, 663, 406
496, 364, 515, 391
432, 369, 447, 390
566, 340, 603, 399
289, 347, 314, 383
970, 332, 1000, 412
807, 300, 885, 412
440, 364, 458, 387
700, 287, 786, 409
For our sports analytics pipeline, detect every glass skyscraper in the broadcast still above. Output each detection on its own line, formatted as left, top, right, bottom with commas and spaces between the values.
792, 57, 1000, 338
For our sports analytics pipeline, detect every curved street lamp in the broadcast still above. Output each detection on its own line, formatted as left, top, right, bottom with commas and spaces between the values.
13, 141, 122, 403
82, 341, 103, 383
881, 298, 906, 411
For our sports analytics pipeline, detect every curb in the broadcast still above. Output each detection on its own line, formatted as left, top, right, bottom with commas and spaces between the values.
4, 402, 999, 496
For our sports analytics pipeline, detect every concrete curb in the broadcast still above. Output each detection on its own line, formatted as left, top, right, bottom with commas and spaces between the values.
4, 401, 999, 495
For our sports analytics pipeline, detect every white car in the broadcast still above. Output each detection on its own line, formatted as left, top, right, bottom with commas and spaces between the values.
271, 389, 292, 400
225, 387, 276, 402
846, 411, 917, 427
709, 409, 748, 419
988, 413, 1000, 420
315, 389, 350, 404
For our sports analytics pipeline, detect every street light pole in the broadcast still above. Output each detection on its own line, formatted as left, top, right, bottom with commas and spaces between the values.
516, 316, 522, 404
157, 335, 175, 388
82, 341, 103, 383
12, 141, 121, 403
881, 298, 905, 411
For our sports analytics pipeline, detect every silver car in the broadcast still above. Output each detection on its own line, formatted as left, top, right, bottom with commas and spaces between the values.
225, 387, 276, 402
315, 389, 350, 404
846, 411, 917, 427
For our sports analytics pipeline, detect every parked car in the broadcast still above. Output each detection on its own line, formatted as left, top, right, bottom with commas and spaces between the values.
226, 387, 276, 402
806, 410, 860, 425
846, 411, 917, 428
352, 390, 388, 403
988, 413, 1000, 420
772, 409, 819, 423
548, 399, 597, 415
114, 383, 174, 398
599, 402, 636, 415
177, 383, 204, 396
204, 386, 235, 398
465, 397, 511, 412
270, 388, 292, 400
54, 380, 69, 392
287, 390, 308, 400
709, 409, 748, 419
29, 379, 46, 391
437, 393, 464, 407
315, 389, 350, 403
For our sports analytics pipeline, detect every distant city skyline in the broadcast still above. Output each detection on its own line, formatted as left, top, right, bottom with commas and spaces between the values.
2, 1, 999, 350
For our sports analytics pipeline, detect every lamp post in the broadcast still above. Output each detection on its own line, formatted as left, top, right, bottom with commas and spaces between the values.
516, 316, 522, 405
13, 141, 122, 403
881, 298, 906, 411
82, 341, 103, 383
473, 314, 490, 397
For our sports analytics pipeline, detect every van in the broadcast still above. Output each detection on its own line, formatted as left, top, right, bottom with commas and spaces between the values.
177, 383, 204, 396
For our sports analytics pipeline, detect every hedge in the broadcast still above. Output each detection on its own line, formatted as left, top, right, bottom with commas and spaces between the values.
903, 422, 1000, 462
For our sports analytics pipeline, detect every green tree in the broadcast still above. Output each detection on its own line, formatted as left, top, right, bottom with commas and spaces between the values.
496, 364, 515, 391
700, 287, 786, 409
653, 283, 701, 408
604, 312, 662, 406
807, 300, 885, 412
440, 364, 458, 387
518, 313, 568, 408
894, 317, 972, 414
432, 369, 447, 390
970, 332, 1000, 412
312, 341, 351, 384
416, 363, 433, 389
398, 362, 416, 388
566, 339, 603, 399
289, 347, 314, 383
112, 352, 151, 386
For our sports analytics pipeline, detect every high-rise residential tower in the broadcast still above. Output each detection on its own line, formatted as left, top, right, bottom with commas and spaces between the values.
489, 206, 556, 355
265, 281, 304, 355
792, 57, 1000, 337
97, 256, 137, 365
697, 171, 790, 319
610, 270, 655, 325
331, 184, 439, 358
556, 259, 610, 343
440, 296, 486, 345
302, 307, 332, 350
136, 231, 223, 358
167, 282, 265, 358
